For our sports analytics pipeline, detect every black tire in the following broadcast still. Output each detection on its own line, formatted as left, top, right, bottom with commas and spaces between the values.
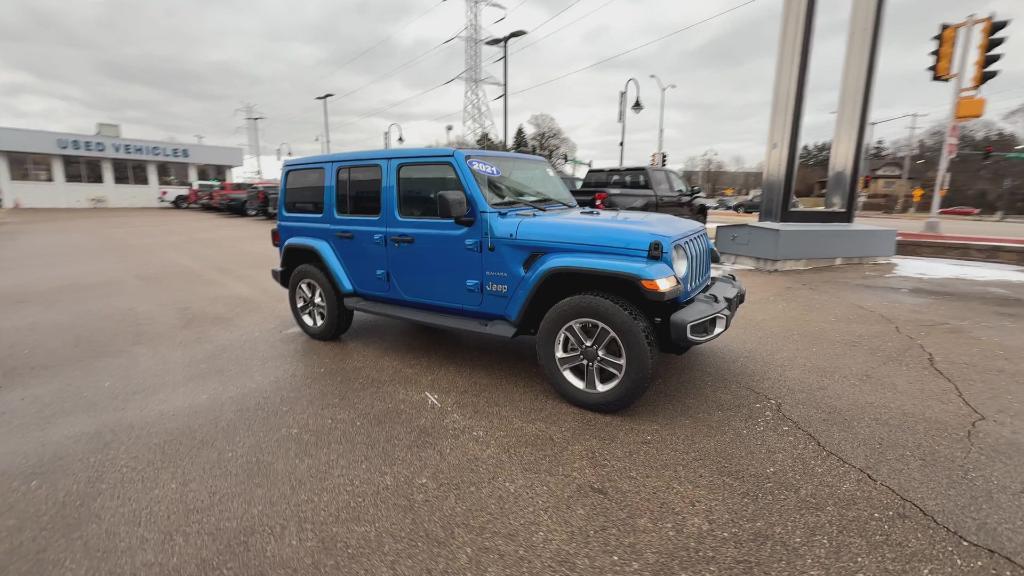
735, 205, 746, 213
172, 195, 188, 209
287, 264, 353, 341
697, 208, 708, 224
243, 201, 260, 217
536, 292, 657, 412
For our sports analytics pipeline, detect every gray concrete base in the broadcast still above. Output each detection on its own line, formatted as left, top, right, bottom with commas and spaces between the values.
720, 253, 889, 271
715, 221, 897, 270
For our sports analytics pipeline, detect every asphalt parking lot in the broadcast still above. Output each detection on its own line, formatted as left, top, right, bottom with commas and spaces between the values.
2, 209, 1023, 576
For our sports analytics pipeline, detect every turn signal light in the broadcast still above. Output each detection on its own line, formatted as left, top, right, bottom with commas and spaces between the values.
640, 276, 679, 292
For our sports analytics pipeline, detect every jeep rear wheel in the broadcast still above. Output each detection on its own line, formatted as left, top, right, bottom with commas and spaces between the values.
537, 292, 656, 412
288, 264, 352, 341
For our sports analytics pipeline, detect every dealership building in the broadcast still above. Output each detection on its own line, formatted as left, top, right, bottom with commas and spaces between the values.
0, 124, 243, 208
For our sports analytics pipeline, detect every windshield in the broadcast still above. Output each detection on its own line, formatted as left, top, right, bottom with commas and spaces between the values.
666, 171, 690, 194
467, 156, 577, 208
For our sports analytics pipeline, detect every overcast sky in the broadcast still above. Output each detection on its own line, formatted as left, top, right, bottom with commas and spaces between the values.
2, 0, 1022, 178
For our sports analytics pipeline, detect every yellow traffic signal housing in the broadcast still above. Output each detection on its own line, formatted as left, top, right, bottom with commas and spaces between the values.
955, 96, 986, 119
973, 17, 1010, 88
929, 24, 957, 81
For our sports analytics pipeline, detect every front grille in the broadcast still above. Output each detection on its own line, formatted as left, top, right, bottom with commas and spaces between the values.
679, 231, 711, 293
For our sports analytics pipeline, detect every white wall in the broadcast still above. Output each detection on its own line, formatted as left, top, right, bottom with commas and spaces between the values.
0, 153, 191, 208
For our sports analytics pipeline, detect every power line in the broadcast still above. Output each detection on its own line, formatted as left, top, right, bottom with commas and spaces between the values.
359, 1, 759, 130
527, 0, 585, 36
331, 24, 466, 103
507, 0, 618, 57
336, 71, 466, 129
511, 0, 757, 96
336, 0, 450, 70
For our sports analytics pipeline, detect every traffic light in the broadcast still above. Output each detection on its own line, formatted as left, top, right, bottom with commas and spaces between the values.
928, 24, 957, 81
661, 153, 668, 167
650, 153, 659, 167
972, 17, 1009, 88
984, 145, 994, 160
862, 175, 872, 190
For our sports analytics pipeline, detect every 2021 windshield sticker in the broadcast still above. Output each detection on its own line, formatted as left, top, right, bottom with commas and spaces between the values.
468, 159, 502, 177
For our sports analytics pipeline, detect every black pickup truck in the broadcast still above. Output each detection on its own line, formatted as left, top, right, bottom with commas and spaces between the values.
572, 166, 713, 223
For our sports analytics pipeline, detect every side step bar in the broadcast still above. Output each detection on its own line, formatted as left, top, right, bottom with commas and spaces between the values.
344, 297, 517, 338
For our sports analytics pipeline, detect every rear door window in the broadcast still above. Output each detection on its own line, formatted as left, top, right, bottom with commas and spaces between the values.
336, 166, 382, 216
284, 168, 325, 214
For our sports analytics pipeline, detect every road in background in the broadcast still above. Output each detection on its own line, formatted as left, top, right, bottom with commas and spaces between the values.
1, 210, 1023, 575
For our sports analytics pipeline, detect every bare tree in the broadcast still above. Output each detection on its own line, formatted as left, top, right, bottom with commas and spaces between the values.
526, 113, 577, 170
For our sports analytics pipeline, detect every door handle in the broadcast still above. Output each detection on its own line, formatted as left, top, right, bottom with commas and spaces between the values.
335, 231, 354, 239
391, 235, 415, 245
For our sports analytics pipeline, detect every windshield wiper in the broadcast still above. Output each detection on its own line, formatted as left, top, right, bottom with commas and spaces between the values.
493, 198, 548, 211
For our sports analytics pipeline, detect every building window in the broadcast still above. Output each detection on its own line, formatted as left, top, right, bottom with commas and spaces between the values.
157, 163, 189, 186
8, 153, 53, 182
283, 168, 324, 214
63, 156, 104, 183
336, 166, 382, 216
113, 160, 149, 185
196, 165, 228, 182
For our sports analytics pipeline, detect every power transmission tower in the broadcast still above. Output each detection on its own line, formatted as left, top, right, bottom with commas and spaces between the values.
462, 0, 498, 143
236, 103, 266, 178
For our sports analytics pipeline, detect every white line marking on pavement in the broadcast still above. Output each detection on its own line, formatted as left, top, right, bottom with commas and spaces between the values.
425, 392, 441, 407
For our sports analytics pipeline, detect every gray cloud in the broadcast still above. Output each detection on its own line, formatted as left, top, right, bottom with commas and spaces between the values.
1, 0, 1021, 172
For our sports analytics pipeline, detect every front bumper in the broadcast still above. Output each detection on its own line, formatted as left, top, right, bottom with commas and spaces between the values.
669, 274, 746, 345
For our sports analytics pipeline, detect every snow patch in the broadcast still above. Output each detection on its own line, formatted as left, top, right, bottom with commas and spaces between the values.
887, 257, 1024, 283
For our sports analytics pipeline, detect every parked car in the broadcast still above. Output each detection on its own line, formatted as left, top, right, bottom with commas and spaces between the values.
271, 148, 745, 412
572, 166, 713, 223
243, 182, 281, 217
731, 190, 803, 213
715, 196, 743, 210
938, 206, 981, 216
210, 182, 253, 211
161, 180, 219, 209
219, 180, 276, 216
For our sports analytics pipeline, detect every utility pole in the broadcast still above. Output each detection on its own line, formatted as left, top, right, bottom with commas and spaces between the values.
485, 30, 528, 147
925, 16, 976, 233
899, 112, 926, 211
315, 93, 334, 154
237, 103, 266, 179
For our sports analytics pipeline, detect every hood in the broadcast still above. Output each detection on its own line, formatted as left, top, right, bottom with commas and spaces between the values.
512, 208, 704, 251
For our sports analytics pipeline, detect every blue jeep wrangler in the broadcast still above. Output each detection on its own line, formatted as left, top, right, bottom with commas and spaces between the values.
271, 148, 744, 411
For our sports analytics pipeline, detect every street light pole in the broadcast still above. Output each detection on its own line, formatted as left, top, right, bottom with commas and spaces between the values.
315, 93, 334, 154
445, 124, 453, 146
618, 77, 644, 167
649, 75, 676, 156
384, 123, 405, 149
485, 30, 528, 148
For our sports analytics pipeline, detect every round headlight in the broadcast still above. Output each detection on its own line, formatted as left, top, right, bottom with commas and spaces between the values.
672, 244, 688, 278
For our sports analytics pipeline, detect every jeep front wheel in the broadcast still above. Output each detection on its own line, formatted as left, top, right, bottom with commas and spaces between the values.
537, 293, 656, 412
288, 264, 352, 341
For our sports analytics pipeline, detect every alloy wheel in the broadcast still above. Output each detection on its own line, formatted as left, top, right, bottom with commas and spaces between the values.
295, 279, 327, 328
554, 318, 627, 392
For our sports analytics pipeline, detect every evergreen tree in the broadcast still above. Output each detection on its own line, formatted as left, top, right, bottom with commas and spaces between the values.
512, 125, 529, 152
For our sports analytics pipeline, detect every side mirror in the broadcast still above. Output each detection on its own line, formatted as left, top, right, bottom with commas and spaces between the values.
437, 190, 474, 226
689, 186, 703, 195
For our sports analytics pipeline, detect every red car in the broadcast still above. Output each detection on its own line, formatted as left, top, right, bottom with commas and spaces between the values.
938, 206, 981, 216
210, 182, 253, 210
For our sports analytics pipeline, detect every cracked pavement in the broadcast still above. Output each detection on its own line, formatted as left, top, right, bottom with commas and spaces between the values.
1, 209, 1023, 575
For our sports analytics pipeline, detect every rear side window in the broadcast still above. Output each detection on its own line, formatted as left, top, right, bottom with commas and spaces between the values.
398, 164, 465, 219
582, 171, 608, 187
336, 166, 382, 216
284, 168, 324, 214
